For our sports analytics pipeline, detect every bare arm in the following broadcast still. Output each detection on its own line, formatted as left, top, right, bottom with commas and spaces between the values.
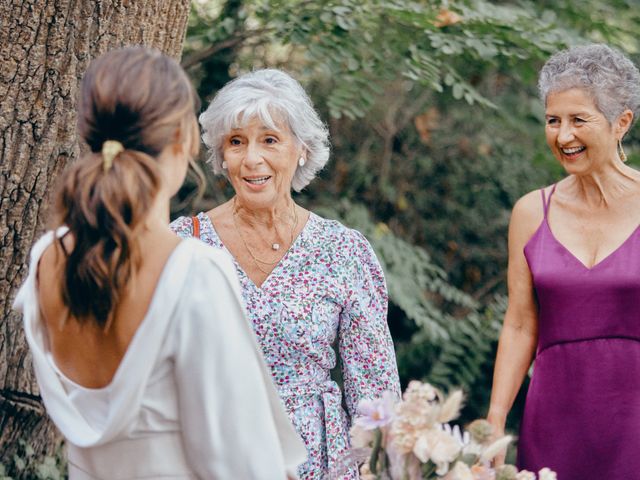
488, 191, 543, 440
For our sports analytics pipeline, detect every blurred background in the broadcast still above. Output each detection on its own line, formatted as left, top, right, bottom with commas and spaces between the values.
173, 0, 640, 450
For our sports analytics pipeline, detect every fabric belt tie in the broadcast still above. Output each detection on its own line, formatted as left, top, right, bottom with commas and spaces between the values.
278, 380, 357, 479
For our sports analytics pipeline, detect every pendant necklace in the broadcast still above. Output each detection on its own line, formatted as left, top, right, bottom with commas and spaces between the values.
232, 199, 299, 273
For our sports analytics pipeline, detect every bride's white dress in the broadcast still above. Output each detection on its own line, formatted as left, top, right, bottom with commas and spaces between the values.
14, 231, 307, 479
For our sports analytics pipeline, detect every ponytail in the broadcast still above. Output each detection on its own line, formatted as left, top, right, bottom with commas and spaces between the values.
52, 46, 199, 329
56, 146, 161, 329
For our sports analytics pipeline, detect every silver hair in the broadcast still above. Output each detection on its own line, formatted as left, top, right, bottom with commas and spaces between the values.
538, 44, 640, 129
199, 69, 330, 192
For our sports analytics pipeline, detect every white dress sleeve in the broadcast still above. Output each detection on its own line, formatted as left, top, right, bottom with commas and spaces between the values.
174, 246, 307, 479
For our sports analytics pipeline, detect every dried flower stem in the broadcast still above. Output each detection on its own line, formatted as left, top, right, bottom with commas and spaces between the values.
370, 429, 383, 474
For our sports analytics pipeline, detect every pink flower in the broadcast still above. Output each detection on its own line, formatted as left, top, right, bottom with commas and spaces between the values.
470, 463, 496, 480
355, 391, 396, 430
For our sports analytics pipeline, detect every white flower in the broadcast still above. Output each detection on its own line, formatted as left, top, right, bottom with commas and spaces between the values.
443, 424, 470, 448
480, 435, 512, 462
447, 461, 474, 480
461, 439, 483, 458
412, 430, 433, 463
515, 471, 535, 480
412, 427, 462, 465
405, 380, 438, 402
537, 468, 557, 480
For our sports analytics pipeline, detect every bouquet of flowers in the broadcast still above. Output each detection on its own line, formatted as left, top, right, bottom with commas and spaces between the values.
345, 381, 555, 480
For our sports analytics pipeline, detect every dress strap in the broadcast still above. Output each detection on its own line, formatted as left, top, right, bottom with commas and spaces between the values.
191, 215, 200, 239
541, 183, 558, 218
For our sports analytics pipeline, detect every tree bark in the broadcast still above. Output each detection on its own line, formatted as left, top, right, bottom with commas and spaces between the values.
0, 0, 191, 472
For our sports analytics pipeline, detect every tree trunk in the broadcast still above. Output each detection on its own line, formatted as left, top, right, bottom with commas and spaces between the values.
0, 0, 191, 472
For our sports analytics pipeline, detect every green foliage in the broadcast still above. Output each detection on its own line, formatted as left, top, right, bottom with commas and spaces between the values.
0, 440, 66, 480
188, 0, 578, 117
427, 296, 505, 390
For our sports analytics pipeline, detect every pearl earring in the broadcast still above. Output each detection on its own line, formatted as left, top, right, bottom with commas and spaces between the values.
222, 161, 228, 169
298, 157, 306, 167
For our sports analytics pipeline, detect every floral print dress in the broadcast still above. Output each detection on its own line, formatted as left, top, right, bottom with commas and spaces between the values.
171, 212, 401, 479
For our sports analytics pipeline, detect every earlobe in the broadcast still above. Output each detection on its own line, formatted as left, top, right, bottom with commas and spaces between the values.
617, 109, 634, 138
172, 142, 184, 156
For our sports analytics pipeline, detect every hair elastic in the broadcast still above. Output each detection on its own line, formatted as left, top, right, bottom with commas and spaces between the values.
102, 140, 124, 171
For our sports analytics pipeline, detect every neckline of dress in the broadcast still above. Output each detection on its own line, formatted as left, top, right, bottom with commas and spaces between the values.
543, 218, 640, 272
199, 211, 317, 290
42, 238, 192, 392
539, 184, 640, 271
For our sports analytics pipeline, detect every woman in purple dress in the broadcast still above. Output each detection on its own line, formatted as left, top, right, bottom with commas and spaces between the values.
171, 69, 400, 479
488, 44, 640, 478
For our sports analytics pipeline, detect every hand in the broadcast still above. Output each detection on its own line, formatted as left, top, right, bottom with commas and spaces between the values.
491, 439, 507, 468
490, 425, 508, 467
486, 413, 507, 467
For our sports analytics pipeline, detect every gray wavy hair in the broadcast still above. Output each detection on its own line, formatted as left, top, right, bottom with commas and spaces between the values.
199, 69, 330, 192
538, 44, 640, 129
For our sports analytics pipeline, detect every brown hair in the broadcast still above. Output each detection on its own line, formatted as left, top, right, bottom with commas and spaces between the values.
55, 46, 200, 329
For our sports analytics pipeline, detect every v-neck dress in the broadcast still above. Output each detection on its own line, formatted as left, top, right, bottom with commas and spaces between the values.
518, 185, 640, 478
171, 212, 401, 479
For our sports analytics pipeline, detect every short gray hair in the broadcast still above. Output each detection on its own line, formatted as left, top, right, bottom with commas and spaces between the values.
199, 69, 330, 192
538, 44, 640, 128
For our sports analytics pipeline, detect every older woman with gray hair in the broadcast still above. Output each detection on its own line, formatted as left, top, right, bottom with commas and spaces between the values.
171, 69, 400, 479
488, 44, 640, 478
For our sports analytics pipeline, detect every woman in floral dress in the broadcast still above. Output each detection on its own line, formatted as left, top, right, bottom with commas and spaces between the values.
171, 69, 400, 479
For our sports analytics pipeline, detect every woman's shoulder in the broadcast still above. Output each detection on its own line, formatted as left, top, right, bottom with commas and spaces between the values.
509, 183, 560, 246
511, 185, 552, 227
171, 212, 224, 248
310, 213, 371, 247
170, 214, 198, 238
13, 229, 64, 314
308, 212, 378, 265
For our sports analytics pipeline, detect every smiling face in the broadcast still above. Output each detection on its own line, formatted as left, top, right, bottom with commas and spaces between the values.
544, 88, 624, 175
222, 115, 302, 209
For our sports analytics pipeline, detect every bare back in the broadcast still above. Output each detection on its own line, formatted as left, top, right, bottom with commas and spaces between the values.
37, 229, 180, 389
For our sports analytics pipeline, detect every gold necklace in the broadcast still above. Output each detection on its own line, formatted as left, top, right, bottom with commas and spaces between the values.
232, 199, 299, 274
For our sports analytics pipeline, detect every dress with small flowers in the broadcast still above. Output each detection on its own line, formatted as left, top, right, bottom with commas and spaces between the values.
171, 212, 401, 479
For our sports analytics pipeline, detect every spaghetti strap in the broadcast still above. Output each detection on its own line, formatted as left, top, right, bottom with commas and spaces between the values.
541, 183, 558, 218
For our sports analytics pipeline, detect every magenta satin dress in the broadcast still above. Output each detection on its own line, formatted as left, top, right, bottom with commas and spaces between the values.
518, 184, 640, 478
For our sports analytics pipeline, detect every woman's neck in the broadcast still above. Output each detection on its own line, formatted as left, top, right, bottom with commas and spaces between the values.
232, 196, 297, 228
142, 191, 172, 231
570, 162, 640, 207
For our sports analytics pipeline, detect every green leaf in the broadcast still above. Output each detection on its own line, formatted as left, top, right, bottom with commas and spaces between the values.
12, 456, 25, 471
452, 83, 464, 99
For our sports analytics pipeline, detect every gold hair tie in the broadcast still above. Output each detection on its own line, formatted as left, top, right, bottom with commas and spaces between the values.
102, 140, 124, 171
